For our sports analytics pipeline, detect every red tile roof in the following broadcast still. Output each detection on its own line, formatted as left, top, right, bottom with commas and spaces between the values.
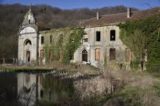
81, 8, 160, 27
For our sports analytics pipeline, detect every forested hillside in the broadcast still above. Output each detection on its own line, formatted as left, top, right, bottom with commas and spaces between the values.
0, 4, 136, 58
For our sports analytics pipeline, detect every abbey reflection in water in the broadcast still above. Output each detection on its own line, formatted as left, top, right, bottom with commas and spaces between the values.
0, 72, 75, 106
18, 72, 74, 106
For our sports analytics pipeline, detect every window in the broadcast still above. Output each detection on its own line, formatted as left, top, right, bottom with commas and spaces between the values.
50, 35, 52, 44
40, 49, 44, 58
95, 48, 100, 61
41, 36, 44, 44
109, 48, 116, 60
40, 89, 44, 98
110, 30, 116, 41
24, 39, 31, 45
82, 49, 88, 62
96, 31, 101, 41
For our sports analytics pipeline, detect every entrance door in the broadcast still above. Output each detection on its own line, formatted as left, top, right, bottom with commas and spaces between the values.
82, 49, 88, 62
26, 51, 31, 62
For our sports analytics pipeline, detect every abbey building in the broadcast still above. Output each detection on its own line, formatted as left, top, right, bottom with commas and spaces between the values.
18, 7, 159, 68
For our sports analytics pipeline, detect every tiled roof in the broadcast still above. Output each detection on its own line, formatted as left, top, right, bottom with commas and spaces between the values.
81, 7, 160, 27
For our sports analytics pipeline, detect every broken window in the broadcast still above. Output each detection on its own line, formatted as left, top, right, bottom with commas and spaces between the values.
40, 89, 44, 98
109, 48, 116, 60
110, 30, 116, 41
96, 31, 101, 41
41, 36, 44, 44
95, 48, 100, 61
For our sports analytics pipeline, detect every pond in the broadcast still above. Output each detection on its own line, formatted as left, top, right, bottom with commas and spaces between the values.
0, 71, 89, 106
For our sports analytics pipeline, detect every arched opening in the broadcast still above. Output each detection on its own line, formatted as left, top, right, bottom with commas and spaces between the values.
82, 49, 88, 62
24, 39, 32, 45
26, 51, 31, 62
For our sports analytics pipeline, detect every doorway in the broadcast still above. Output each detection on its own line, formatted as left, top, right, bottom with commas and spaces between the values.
26, 51, 31, 62
82, 49, 88, 62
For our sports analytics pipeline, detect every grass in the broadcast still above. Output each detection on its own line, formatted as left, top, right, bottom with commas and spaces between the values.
0, 65, 53, 72
0, 62, 100, 76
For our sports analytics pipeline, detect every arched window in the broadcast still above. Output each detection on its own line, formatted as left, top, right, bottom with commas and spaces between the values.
24, 39, 32, 45
82, 49, 88, 62
110, 30, 116, 41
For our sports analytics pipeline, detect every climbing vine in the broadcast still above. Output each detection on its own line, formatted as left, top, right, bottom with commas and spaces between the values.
63, 28, 84, 63
44, 27, 84, 64
119, 14, 160, 71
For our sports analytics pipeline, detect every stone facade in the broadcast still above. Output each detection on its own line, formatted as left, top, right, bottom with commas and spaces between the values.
18, 7, 160, 66
18, 8, 38, 65
18, 8, 136, 68
73, 25, 131, 68
17, 73, 43, 106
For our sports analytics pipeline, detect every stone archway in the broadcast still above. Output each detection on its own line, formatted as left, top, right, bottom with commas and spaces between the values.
24, 39, 32, 63
82, 49, 88, 62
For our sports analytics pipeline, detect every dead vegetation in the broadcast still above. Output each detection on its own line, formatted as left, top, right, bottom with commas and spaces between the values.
74, 62, 160, 106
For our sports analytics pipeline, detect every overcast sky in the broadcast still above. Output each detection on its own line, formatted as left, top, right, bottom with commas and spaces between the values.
0, 0, 160, 10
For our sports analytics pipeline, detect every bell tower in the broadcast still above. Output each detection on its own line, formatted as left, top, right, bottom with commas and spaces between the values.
18, 6, 38, 65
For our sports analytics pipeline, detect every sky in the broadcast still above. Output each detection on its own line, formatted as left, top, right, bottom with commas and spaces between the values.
0, 0, 160, 10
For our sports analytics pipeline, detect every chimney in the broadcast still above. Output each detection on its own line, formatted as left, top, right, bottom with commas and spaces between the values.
127, 8, 131, 18
96, 11, 100, 20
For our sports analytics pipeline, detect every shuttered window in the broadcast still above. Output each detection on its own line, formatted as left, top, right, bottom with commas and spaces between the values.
95, 48, 100, 61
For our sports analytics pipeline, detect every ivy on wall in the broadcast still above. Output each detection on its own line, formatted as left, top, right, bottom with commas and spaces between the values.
44, 27, 84, 64
119, 14, 160, 71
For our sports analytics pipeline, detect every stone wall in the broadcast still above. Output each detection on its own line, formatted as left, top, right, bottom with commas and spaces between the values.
73, 25, 130, 68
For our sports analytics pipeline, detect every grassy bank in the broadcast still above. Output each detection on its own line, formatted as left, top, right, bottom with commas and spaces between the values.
0, 62, 100, 75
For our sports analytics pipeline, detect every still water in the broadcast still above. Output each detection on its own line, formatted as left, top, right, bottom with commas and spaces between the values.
0, 71, 83, 106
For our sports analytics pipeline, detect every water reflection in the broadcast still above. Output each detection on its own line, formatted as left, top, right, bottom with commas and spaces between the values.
0, 72, 76, 106
0, 73, 17, 106
18, 73, 43, 106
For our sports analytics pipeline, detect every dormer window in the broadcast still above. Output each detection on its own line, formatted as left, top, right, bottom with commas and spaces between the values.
110, 30, 116, 41
96, 31, 101, 42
